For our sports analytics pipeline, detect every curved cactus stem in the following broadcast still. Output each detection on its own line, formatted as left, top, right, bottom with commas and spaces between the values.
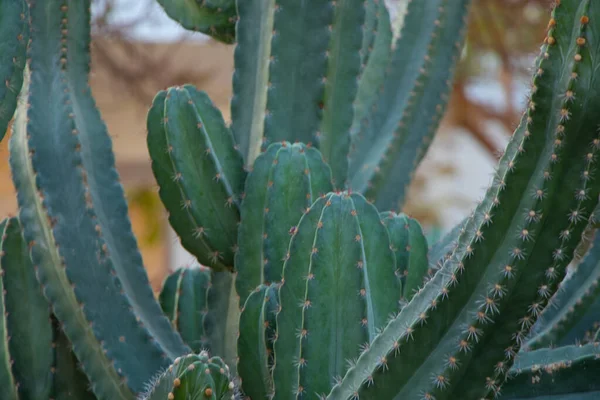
52, 316, 97, 400
501, 343, 600, 399
0, 0, 28, 143
141, 352, 235, 400
328, 1, 600, 398
526, 230, 600, 349
235, 141, 334, 306
230, 0, 275, 165
0, 217, 53, 399
348, 0, 472, 210
147, 85, 246, 271
9, 1, 190, 397
0, 219, 17, 400
237, 283, 279, 400
350, 0, 392, 142
159, 265, 212, 354
380, 212, 429, 302
155, 0, 236, 44
273, 192, 401, 399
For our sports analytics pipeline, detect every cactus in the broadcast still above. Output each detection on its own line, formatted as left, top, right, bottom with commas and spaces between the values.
140, 352, 235, 400
159, 264, 212, 354
235, 141, 334, 306
0, 0, 28, 143
501, 343, 600, 399
6, 0, 600, 399
273, 191, 402, 398
526, 230, 600, 349
237, 283, 279, 399
155, 0, 236, 44
380, 211, 430, 302
148, 85, 246, 271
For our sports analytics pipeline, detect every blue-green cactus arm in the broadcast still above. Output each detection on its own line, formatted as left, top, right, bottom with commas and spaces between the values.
0, 0, 28, 143
9, 0, 190, 397
328, 1, 600, 398
230, 0, 276, 164
500, 343, 600, 399
526, 230, 600, 349
348, 0, 471, 210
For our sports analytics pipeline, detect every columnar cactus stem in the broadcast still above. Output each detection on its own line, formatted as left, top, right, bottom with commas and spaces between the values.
273, 191, 401, 399
235, 141, 333, 306
147, 85, 246, 271
328, 1, 600, 398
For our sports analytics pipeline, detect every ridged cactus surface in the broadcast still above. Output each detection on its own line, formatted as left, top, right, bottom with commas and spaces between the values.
380, 211, 429, 302
273, 191, 401, 398
235, 141, 333, 306
237, 283, 279, 399
0, 0, 28, 143
141, 352, 235, 400
147, 84, 246, 271
328, 1, 600, 398
159, 264, 212, 354
348, 0, 471, 210
9, 1, 189, 397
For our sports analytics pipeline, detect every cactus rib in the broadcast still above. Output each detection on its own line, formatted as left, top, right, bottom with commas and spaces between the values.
328, 1, 600, 398
1, 217, 53, 399
273, 191, 401, 399
0, 219, 17, 400
159, 264, 212, 354
317, 0, 366, 187
262, 0, 335, 149
230, 0, 275, 164
526, 230, 600, 349
348, 0, 471, 210
380, 211, 429, 302
237, 283, 279, 400
148, 85, 246, 271
0, 0, 28, 143
235, 141, 334, 306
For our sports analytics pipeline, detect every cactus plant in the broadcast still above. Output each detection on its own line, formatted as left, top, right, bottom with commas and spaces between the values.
4, 0, 600, 399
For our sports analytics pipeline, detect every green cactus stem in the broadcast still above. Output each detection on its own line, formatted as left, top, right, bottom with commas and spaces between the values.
273, 191, 401, 399
230, 0, 275, 164
147, 85, 246, 271
0, 217, 53, 399
141, 352, 235, 400
155, 0, 236, 44
380, 211, 429, 302
501, 343, 600, 399
159, 264, 212, 354
235, 141, 334, 306
51, 316, 97, 400
348, 0, 471, 211
349, 0, 392, 142
0, 0, 28, 143
328, 1, 600, 398
237, 283, 279, 400
526, 230, 600, 349
0, 219, 17, 400
9, 1, 190, 397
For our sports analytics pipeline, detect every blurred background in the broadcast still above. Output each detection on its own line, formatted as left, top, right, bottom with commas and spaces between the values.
0, 0, 555, 291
